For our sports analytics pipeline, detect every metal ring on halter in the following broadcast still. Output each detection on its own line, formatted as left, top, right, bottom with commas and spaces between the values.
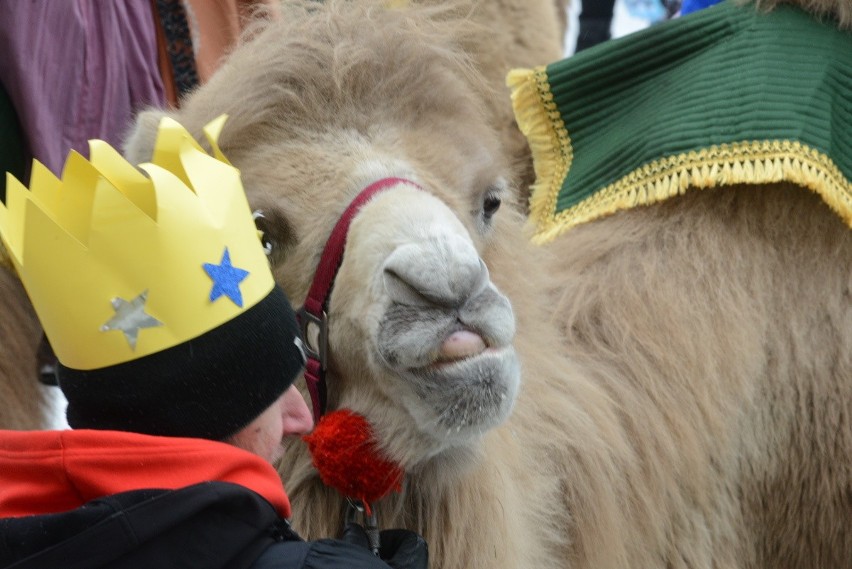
296, 306, 328, 370
345, 498, 381, 556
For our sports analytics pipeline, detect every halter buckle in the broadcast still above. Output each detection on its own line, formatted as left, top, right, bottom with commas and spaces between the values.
296, 306, 328, 370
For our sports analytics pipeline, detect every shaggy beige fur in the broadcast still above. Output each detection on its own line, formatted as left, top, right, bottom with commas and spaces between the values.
410, 0, 567, 191
751, 0, 852, 27
0, 265, 47, 430
124, 2, 851, 568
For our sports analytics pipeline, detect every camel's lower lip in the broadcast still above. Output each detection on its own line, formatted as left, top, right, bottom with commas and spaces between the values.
403, 346, 521, 400
416, 346, 514, 375
420, 347, 509, 370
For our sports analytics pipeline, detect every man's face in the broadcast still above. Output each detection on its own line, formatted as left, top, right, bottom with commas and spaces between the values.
227, 385, 314, 463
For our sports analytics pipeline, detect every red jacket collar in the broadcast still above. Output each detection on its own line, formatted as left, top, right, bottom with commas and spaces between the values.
0, 430, 291, 518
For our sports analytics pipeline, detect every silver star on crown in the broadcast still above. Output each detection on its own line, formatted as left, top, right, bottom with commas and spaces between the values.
100, 290, 162, 349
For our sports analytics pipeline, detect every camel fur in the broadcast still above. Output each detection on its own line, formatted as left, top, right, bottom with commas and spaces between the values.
753, 0, 852, 27
406, 0, 567, 190
123, 1, 851, 568
0, 263, 47, 430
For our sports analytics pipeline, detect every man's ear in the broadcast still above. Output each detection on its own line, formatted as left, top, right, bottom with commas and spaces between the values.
122, 108, 171, 164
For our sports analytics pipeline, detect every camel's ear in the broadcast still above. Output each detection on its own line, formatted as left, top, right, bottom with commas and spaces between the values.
122, 108, 171, 164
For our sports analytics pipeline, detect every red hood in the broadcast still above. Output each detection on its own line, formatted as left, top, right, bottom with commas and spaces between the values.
0, 430, 291, 518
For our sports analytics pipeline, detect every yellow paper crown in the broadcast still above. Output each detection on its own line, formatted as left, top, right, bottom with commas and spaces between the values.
0, 116, 274, 370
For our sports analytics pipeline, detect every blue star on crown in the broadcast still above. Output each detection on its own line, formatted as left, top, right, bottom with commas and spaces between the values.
203, 247, 250, 307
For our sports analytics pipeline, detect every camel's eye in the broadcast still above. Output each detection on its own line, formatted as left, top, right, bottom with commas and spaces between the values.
483, 192, 502, 222
251, 207, 297, 266
475, 179, 506, 233
252, 210, 275, 257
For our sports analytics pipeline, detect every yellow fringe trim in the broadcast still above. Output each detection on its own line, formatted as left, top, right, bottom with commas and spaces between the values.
508, 66, 572, 243
508, 68, 852, 245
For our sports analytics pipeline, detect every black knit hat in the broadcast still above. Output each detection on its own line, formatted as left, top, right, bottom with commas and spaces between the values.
0, 116, 305, 440
58, 286, 305, 440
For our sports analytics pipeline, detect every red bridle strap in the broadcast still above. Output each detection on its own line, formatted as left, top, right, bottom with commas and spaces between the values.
297, 177, 421, 420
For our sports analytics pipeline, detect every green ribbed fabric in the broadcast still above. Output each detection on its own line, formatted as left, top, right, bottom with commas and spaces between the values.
510, 0, 851, 242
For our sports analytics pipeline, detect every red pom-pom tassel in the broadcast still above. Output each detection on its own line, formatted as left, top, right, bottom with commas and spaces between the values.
303, 410, 403, 512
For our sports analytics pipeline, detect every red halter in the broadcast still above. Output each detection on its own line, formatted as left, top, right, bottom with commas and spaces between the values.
297, 177, 421, 420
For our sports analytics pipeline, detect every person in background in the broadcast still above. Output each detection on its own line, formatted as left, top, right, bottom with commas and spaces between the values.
0, 117, 428, 569
680, 0, 724, 15
575, 0, 683, 53
0, 0, 277, 385
575, 0, 618, 51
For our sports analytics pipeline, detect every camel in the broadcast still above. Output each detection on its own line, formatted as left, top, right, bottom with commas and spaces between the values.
0, 260, 46, 430
122, 0, 851, 567
0, 0, 564, 431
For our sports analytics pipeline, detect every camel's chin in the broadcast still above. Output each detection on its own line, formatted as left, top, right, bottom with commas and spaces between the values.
401, 346, 521, 438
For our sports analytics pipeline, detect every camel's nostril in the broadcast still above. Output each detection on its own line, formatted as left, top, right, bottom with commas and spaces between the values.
382, 239, 489, 309
383, 267, 435, 308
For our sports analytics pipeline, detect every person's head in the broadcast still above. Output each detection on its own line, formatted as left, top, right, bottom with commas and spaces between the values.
227, 385, 313, 463
0, 116, 313, 461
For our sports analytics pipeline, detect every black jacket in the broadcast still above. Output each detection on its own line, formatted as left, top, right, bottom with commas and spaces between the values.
0, 481, 393, 569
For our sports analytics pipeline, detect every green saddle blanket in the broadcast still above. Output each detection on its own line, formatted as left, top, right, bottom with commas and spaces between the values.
510, 0, 852, 243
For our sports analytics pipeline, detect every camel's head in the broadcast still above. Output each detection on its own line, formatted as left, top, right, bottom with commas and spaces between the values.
124, 1, 523, 470
301, 178, 521, 468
